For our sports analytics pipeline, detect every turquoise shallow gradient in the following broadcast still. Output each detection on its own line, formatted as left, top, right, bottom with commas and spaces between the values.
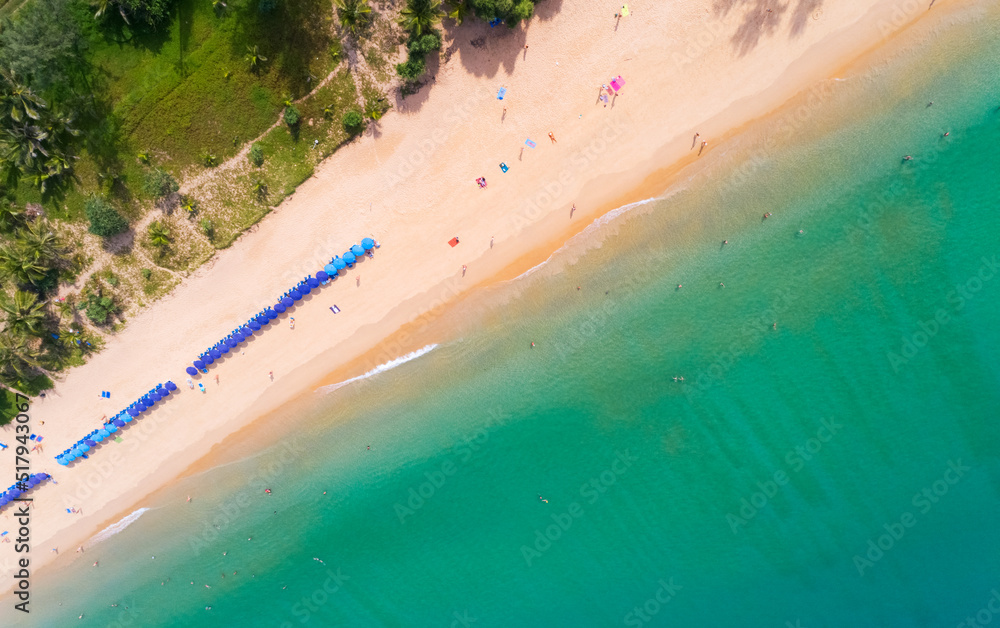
11, 13, 1000, 628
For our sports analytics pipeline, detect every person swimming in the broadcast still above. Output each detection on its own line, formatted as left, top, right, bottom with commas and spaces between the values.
538, 495, 548, 503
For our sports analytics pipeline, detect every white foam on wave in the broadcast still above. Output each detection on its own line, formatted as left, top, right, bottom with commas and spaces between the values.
317, 344, 438, 394
510, 196, 660, 282
90, 507, 151, 544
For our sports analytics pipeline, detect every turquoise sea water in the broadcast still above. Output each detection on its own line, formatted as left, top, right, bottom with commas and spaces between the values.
10, 9, 1000, 628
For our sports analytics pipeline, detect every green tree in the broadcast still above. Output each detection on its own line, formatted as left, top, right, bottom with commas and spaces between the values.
94, 0, 175, 29
469, 0, 535, 25
283, 105, 300, 127
200, 219, 214, 239
399, 0, 443, 36
84, 196, 128, 237
142, 167, 179, 198
342, 110, 364, 135
251, 178, 268, 201
248, 143, 264, 166
147, 221, 171, 249
0, 202, 26, 233
447, 0, 468, 23
396, 57, 427, 80
245, 45, 267, 72
82, 290, 116, 324
335, 0, 372, 35
0, 0, 83, 97
0, 290, 46, 337
0, 331, 43, 385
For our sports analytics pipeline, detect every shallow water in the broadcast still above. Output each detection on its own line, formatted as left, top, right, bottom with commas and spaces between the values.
10, 8, 1000, 628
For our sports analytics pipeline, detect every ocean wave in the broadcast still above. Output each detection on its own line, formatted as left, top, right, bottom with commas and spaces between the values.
510, 196, 660, 282
317, 344, 438, 394
91, 508, 151, 544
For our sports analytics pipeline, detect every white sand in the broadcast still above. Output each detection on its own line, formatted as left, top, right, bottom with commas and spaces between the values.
0, 0, 957, 589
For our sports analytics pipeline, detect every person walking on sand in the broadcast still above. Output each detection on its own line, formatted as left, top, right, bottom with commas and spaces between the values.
549, 132, 557, 143
289, 317, 295, 329
462, 265, 467, 276
214, 374, 219, 385
490, 236, 494, 248
699, 140, 708, 155
268, 371, 274, 381
571, 204, 576, 218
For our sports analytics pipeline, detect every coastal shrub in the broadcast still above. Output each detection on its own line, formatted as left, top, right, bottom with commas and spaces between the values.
200, 219, 215, 239
396, 57, 426, 80
142, 168, 179, 199
200, 149, 220, 167
470, 0, 535, 25
104, 0, 176, 29
141, 268, 152, 280
248, 143, 265, 167
284, 105, 301, 127
84, 197, 128, 237
342, 110, 364, 135
408, 32, 441, 56
83, 291, 117, 325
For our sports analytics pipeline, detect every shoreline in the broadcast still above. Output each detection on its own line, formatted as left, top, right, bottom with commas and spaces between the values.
0, 0, 971, 596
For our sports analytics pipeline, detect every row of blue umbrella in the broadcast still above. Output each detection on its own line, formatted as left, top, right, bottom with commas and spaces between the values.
185, 237, 377, 378
0, 473, 51, 510
54, 382, 178, 466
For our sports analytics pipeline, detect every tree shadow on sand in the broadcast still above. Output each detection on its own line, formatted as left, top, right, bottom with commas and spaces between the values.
713, 0, 824, 57
394, 0, 564, 114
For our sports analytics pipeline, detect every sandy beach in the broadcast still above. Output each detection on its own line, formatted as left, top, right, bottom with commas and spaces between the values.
0, 0, 958, 591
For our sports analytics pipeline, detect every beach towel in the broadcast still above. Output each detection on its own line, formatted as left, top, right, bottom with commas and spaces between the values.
525, 138, 537, 148
497, 87, 507, 100
621, 5, 630, 17
500, 163, 508, 173
449, 237, 460, 247
610, 77, 624, 92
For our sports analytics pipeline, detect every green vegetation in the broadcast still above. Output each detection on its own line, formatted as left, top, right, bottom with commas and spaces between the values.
85, 196, 128, 237
248, 142, 264, 166
0, 0, 551, 399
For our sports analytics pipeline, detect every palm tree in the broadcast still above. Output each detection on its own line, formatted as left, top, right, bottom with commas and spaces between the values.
0, 242, 48, 287
148, 221, 171, 249
398, 0, 443, 36
19, 221, 67, 269
245, 46, 267, 71
335, 0, 372, 35
0, 202, 26, 232
180, 196, 198, 215
447, 0, 468, 24
0, 290, 46, 337
0, 330, 43, 384
251, 178, 268, 201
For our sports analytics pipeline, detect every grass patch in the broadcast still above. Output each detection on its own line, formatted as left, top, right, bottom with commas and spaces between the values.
200, 67, 359, 247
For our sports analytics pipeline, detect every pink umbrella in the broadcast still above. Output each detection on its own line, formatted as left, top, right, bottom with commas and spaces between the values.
610, 76, 626, 92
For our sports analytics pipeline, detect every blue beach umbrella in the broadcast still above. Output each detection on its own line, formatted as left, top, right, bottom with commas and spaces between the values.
323, 264, 336, 275
123, 413, 134, 423
274, 303, 287, 314
8, 489, 21, 499
240, 325, 253, 336
202, 354, 215, 365
343, 252, 356, 265
84, 439, 97, 447
307, 277, 320, 288
254, 315, 267, 326
265, 308, 277, 320
226, 337, 238, 347
298, 283, 311, 295
248, 320, 261, 331
113, 419, 126, 427
351, 244, 364, 256
99, 429, 111, 437
148, 392, 161, 402
93, 433, 105, 442
218, 343, 231, 354
290, 289, 302, 300
362, 237, 375, 250
106, 424, 118, 433
333, 258, 347, 270
281, 296, 294, 307
58, 459, 69, 466
186, 366, 198, 376
194, 359, 206, 369
127, 407, 139, 417
165, 381, 177, 391
210, 348, 222, 359
316, 270, 329, 282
